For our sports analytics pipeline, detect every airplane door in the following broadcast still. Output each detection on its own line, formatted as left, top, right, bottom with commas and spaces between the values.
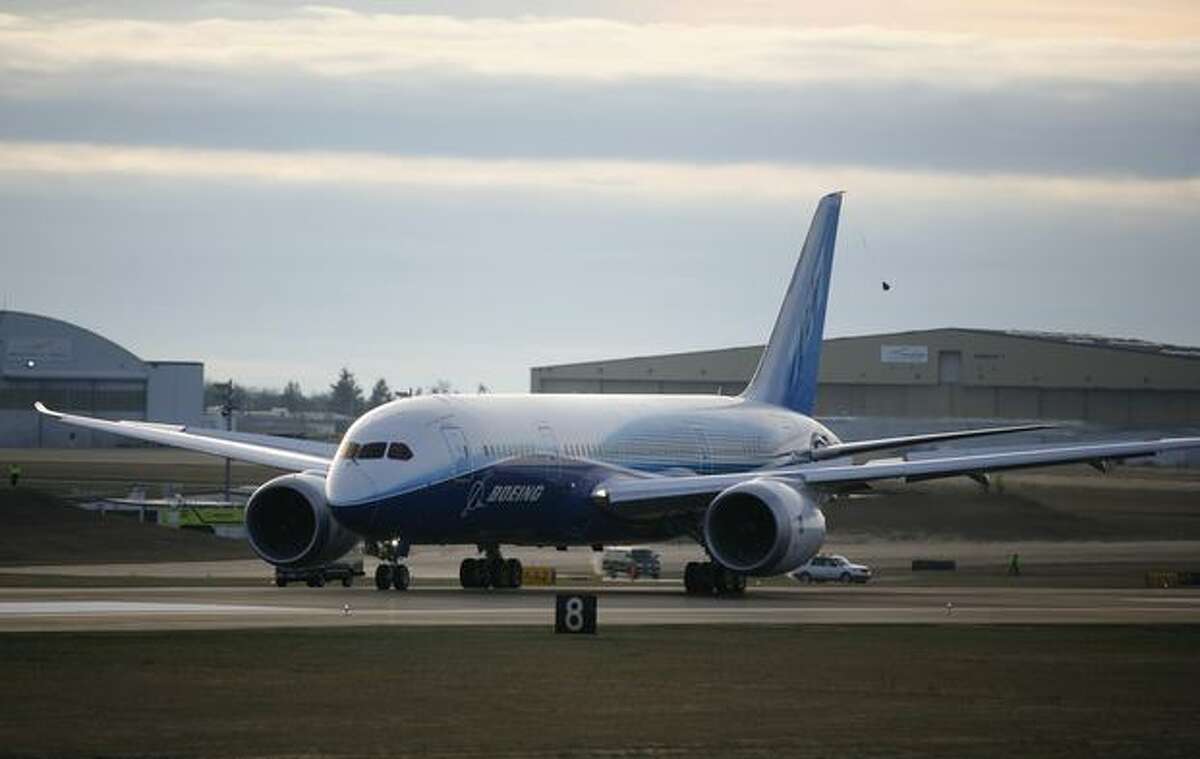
537, 424, 560, 479
691, 426, 712, 475
440, 426, 471, 477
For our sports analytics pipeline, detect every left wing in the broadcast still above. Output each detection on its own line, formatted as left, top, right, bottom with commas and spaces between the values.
34, 402, 333, 472
597, 435, 1200, 518
807, 423, 1053, 461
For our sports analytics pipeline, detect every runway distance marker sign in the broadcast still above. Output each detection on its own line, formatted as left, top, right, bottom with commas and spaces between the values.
555, 594, 596, 634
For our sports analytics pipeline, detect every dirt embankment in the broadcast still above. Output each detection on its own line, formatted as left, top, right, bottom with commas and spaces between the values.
827, 467, 1200, 542
0, 488, 253, 566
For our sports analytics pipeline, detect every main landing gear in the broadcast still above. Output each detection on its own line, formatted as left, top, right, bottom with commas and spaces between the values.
460, 545, 523, 589
372, 539, 411, 591
684, 561, 746, 596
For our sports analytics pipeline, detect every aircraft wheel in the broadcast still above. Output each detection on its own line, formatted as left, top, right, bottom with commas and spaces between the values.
393, 564, 411, 591
342, 575, 354, 588
459, 559, 476, 589
695, 563, 716, 595
308, 574, 325, 588
503, 558, 522, 588
375, 563, 394, 591
275, 575, 288, 588
489, 557, 507, 589
714, 565, 739, 595
725, 570, 747, 595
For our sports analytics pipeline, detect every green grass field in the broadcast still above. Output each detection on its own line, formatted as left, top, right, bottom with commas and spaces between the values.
0, 625, 1197, 757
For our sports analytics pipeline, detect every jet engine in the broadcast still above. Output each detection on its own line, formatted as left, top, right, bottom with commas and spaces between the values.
703, 478, 826, 576
243, 472, 360, 568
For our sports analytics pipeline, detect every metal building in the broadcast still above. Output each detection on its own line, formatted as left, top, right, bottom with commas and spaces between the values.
531, 328, 1200, 429
0, 311, 204, 447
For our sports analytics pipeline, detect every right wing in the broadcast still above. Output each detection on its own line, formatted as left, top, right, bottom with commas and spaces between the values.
35, 403, 333, 472
598, 435, 1200, 518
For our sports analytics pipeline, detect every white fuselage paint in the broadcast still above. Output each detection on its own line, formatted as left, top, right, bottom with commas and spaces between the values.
325, 393, 839, 511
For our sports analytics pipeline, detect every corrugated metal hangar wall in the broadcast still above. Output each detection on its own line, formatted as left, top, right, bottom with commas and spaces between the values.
531, 329, 1200, 429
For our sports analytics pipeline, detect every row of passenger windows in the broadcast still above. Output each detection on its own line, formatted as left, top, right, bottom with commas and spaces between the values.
478, 441, 757, 459
343, 441, 413, 461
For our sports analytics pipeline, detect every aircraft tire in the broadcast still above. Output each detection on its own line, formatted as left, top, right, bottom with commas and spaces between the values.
506, 558, 523, 589
275, 575, 287, 588
393, 564, 411, 591
489, 557, 507, 589
342, 575, 354, 588
721, 569, 746, 596
459, 559, 476, 589
375, 563, 394, 591
308, 574, 325, 588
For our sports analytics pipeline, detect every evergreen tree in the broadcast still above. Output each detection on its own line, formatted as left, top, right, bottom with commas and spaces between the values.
281, 380, 305, 413
368, 378, 393, 409
329, 367, 364, 416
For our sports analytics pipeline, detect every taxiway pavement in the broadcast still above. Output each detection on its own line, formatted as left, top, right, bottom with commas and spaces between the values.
1, 583, 1198, 632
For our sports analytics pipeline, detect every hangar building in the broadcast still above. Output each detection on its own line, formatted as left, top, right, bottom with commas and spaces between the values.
0, 311, 204, 447
531, 328, 1200, 430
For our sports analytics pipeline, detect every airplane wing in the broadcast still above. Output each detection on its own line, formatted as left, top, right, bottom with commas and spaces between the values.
597, 435, 1200, 518
34, 402, 333, 472
808, 423, 1054, 461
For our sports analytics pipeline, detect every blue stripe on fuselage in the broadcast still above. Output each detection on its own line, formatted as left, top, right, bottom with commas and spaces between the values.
333, 458, 685, 545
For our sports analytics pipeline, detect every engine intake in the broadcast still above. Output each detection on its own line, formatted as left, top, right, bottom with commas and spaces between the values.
244, 472, 359, 568
703, 479, 826, 576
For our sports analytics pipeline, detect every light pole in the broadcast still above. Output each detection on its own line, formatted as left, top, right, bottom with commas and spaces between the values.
219, 380, 236, 503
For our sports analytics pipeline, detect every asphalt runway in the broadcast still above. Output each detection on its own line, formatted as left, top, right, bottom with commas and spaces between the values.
2, 582, 1198, 631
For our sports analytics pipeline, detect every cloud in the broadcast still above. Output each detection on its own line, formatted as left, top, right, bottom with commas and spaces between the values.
2, 10, 1198, 85
1, 140, 1197, 210
2, 71, 1197, 179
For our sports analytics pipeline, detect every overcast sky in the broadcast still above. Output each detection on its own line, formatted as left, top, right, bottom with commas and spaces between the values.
2, 1, 1197, 393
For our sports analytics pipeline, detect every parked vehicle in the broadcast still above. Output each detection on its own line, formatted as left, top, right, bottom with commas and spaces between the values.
602, 546, 662, 579
790, 554, 872, 584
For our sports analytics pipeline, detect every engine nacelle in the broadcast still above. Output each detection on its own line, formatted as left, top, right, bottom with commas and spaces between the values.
703, 478, 826, 576
244, 472, 360, 568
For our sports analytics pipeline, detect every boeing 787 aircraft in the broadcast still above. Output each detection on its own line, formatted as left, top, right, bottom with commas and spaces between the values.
36, 193, 1200, 595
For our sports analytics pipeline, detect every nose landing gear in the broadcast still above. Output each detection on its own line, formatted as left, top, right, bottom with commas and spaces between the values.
684, 561, 746, 596
371, 538, 411, 591
460, 545, 523, 589
374, 562, 411, 591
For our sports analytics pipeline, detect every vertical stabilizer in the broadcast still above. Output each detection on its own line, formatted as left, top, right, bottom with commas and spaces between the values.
740, 192, 843, 413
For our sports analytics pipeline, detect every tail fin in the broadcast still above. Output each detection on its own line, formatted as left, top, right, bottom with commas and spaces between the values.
740, 192, 843, 413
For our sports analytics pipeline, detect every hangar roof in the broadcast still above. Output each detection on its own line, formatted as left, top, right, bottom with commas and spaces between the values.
0, 310, 164, 381
531, 328, 1200, 392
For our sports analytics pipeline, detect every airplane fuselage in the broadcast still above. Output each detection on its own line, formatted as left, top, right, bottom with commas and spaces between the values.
326, 393, 840, 546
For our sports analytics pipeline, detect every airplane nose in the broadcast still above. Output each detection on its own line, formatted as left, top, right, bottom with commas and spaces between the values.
327, 462, 380, 507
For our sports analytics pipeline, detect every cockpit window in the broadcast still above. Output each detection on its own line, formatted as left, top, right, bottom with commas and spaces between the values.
341, 441, 361, 461
358, 442, 387, 459
388, 442, 414, 461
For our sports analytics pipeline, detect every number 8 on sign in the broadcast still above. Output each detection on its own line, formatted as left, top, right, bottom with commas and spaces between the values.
555, 594, 596, 634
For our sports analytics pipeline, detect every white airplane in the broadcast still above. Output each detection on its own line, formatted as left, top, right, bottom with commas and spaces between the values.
36, 193, 1200, 595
